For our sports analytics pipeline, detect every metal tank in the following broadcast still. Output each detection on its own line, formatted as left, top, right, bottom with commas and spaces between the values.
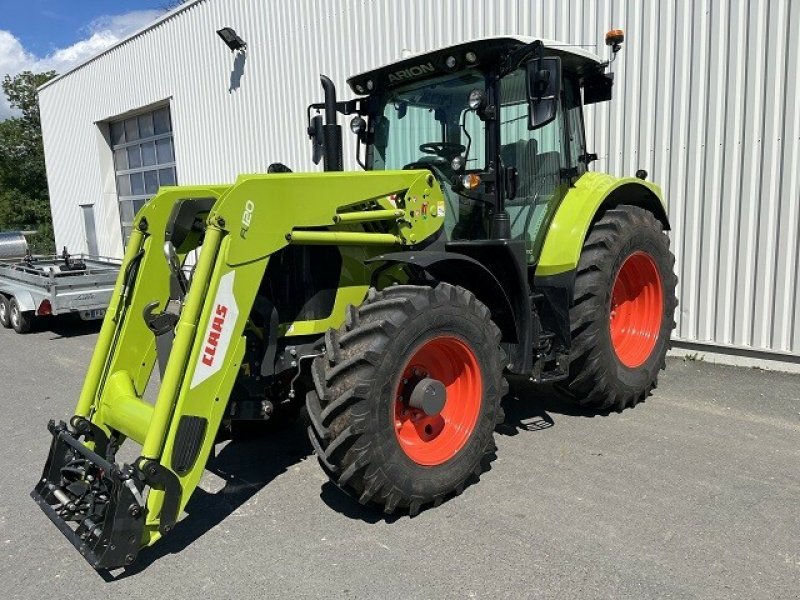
0, 231, 28, 260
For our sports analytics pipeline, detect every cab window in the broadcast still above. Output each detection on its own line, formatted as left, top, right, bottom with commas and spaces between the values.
372, 70, 489, 241
499, 67, 567, 260
563, 76, 586, 172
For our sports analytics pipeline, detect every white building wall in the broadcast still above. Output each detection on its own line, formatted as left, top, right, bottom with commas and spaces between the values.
38, 0, 800, 361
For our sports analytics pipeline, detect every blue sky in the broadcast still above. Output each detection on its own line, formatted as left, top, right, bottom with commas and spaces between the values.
0, 1, 173, 117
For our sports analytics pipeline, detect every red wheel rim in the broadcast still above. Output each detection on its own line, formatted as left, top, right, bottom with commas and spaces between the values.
609, 251, 664, 368
394, 336, 482, 466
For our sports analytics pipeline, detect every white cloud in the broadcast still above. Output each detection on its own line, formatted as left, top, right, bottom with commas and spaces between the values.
0, 10, 164, 118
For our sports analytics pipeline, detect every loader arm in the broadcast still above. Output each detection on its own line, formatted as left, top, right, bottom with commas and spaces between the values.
32, 170, 444, 569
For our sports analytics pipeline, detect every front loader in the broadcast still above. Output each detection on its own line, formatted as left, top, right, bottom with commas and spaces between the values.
32, 32, 677, 571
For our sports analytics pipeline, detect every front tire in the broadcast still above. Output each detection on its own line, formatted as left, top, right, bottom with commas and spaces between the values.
306, 283, 507, 515
9, 297, 33, 334
560, 205, 678, 411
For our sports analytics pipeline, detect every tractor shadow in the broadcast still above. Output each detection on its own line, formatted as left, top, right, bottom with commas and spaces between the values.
496, 378, 611, 436
116, 421, 313, 578
510, 376, 652, 421
495, 377, 628, 436
109, 379, 610, 577
319, 380, 607, 522
318, 482, 402, 524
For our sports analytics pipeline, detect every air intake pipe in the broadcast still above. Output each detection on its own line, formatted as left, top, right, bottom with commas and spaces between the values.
320, 75, 344, 171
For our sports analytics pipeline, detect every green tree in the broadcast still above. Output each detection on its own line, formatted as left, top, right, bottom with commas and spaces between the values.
0, 70, 57, 253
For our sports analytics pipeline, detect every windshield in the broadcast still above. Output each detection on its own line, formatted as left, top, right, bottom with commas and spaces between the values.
368, 67, 569, 247
371, 70, 490, 240
372, 70, 486, 171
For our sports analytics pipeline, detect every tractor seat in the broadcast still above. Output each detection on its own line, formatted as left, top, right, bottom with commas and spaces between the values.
502, 140, 537, 241
500, 140, 523, 166
502, 138, 558, 198
502, 139, 562, 248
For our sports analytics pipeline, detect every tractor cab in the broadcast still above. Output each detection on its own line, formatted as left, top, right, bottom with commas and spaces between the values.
309, 36, 616, 262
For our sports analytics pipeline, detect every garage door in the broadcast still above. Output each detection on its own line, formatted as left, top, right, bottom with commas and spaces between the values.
110, 105, 177, 242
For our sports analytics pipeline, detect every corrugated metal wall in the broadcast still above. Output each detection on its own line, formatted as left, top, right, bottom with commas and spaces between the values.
38, 0, 800, 360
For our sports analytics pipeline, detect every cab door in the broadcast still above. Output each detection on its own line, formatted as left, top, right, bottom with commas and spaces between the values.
500, 69, 586, 263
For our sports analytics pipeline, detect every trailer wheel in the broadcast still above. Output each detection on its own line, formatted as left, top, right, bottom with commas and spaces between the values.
306, 283, 507, 515
9, 297, 33, 334
560, 205, 678, 411
0, 295, 10, 329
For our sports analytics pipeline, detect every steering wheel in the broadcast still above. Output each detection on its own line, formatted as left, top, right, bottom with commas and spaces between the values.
419, 142, 466, 159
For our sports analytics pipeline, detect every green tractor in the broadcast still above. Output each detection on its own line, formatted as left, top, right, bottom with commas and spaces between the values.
32, 33, 677, 570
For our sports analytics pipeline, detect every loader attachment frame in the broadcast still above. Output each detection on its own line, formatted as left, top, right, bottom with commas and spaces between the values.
32, 420, 146, 569
31, 170, 444, 570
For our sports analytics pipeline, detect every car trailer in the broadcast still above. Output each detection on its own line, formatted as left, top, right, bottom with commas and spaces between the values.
0, 232, 121, 333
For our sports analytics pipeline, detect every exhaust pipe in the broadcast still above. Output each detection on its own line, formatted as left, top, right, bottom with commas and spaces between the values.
319, 75, 343, 171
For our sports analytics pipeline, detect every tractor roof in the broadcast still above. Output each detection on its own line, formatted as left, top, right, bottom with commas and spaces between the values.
347, 36, 604, 95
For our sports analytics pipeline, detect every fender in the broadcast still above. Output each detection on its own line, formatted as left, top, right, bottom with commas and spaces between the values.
1, 288, 37, 312
535, 172, 670, 278
368, 250, 519, 343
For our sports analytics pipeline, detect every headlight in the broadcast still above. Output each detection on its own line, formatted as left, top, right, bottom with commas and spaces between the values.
350, 116, 367, 135
451, 155, 465, 171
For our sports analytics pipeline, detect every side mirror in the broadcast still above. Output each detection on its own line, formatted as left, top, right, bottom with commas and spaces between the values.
307, 114, 324, 164
526, 56, 561, 130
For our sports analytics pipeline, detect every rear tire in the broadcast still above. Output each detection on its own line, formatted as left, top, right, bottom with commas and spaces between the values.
0, 296, 10, 329
560, 205, 678, 411
306, 283, 507, 515
9, 297, 33, 334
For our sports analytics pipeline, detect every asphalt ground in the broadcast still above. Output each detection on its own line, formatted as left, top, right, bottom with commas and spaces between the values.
0, 317, 798, 599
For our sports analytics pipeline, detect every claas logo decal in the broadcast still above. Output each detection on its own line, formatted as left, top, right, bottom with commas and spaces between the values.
191, 271, 238, 388
201, 304, 229, 367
